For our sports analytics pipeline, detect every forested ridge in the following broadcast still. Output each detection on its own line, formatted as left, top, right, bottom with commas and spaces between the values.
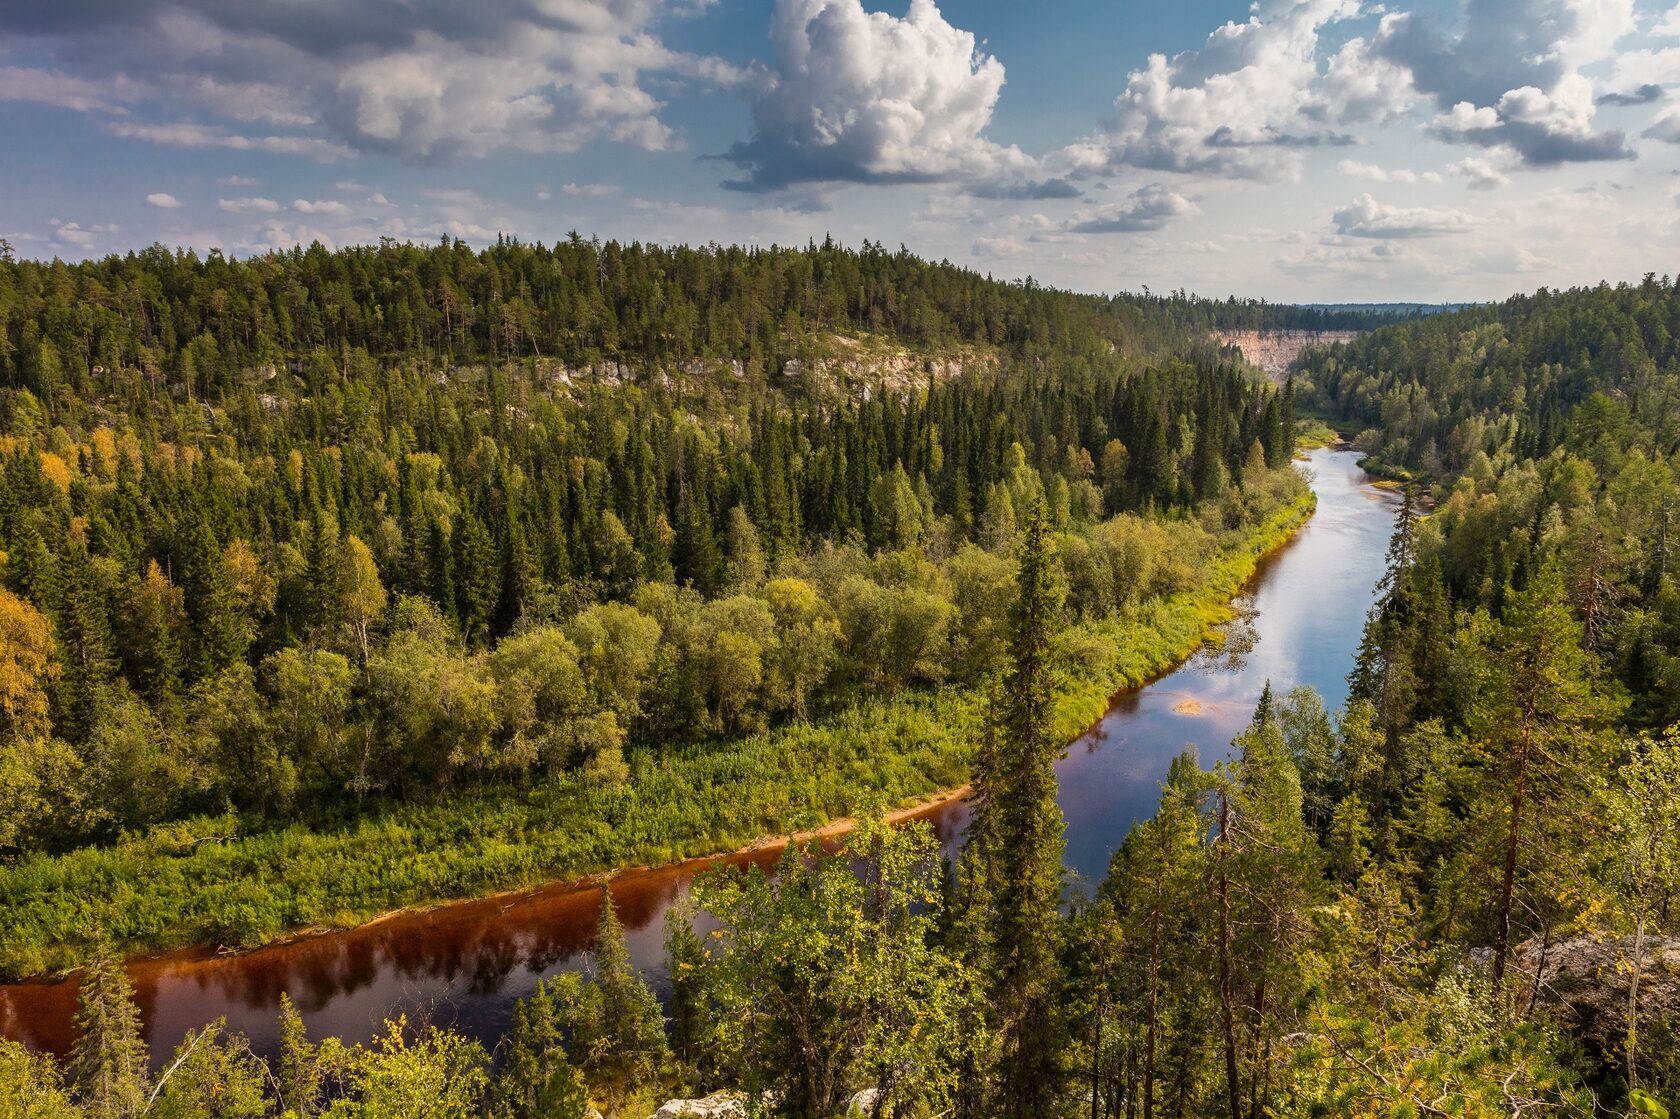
5, 249, 1678, 1119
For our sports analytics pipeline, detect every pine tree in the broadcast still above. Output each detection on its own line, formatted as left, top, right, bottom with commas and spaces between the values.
1472, 565, 1619, 990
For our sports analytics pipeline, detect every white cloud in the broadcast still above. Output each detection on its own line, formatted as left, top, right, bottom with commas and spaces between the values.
292, 199, 349, 214
1332, 193, 1475, 238
1305, 34, 1416, 125
145, 192, 183, 208
1374, 0, 1634, 165
1450, 156, 1512, 189
2, 0, 738, 162
723, 0, 1033, 191
1336, 160, 1442, 184
51, 223, 99, 249
1063, 0, 1362, 183
562, 182, 620, 197
218, 197, 281, 213
1657, 3, 1680, 37
47, 221, 118, 251
0, 67, 144, 113
218, 175, 259, 187
1066, 184, 1199, 233
109, 121, 354, 161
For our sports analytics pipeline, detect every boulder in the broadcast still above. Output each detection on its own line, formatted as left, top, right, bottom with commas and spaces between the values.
1515, 934, 1680, 1056
846, 1088, 881, 1117
651, 1091, 748, 1119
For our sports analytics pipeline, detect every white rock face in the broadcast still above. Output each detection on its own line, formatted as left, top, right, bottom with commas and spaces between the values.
650, 1091, 748, 1119
1210, 329, 1362, 379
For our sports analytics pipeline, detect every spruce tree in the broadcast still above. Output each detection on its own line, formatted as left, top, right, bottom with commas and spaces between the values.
491, 981, 588, 1119
967, 496, 1066, 1119
68, 951, 149, 1119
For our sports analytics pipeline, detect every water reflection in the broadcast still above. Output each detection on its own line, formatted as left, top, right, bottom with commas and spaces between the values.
0, 447, 1397, 1068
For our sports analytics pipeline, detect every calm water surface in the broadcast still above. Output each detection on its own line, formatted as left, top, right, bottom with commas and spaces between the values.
0, 447, 1398, 1067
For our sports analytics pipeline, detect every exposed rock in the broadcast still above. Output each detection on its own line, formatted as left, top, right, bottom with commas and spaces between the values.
650, 1090, 748, 1119
1210, 329, 1361, 379
846, 1088, 881, 1117
1515, 934, 1680, 1056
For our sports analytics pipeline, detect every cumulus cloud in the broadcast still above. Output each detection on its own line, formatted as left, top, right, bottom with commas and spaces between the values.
1061, 0, 1364, 183
1450, 156, 1512, 189
47, 220, 118, 252
722, 0, 1032, 191
1336, 160, 1441, 184
1066, 184, 1198, 233
562, 183, 621, 197
0, 0, 736, 162
292, 199, 348, 215
1332, 193, 1475, 238
1371, 0, 1635, 166
145, 192, 182, 209
1304, 35, 1416, 125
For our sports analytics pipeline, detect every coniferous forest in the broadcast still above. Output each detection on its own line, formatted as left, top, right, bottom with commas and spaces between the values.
2, 241, 1679, 1119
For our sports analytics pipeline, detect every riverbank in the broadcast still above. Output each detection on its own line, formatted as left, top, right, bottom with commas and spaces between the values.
0, 492, 1315, 981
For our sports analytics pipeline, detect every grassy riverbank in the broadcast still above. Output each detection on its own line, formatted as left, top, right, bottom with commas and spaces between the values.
0, 494, 1313, 980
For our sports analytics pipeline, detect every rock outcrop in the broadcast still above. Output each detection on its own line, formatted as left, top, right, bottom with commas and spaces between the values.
1514, 934, 1680, 1057
1211, 330, 1361, 379
650, 1091, 748, 1119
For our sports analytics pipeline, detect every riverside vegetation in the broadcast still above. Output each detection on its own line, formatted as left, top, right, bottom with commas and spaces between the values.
0, 237, 1311, 976
3, 247, 1679, 1118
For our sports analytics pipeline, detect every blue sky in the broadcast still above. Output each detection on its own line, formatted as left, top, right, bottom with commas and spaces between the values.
2, 0, 1678, 302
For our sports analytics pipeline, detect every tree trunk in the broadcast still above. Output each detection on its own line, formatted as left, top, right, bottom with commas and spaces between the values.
1628, 910, 1645, 1091
1216, 790, 1241, 1119
1491, 708, 1534, 990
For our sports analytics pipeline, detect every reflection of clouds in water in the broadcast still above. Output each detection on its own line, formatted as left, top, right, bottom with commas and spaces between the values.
1173, 698, 1203, 715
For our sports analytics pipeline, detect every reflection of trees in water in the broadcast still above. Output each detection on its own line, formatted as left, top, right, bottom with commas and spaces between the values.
1190, 596, 1260, 673
5, 794, 972, 1067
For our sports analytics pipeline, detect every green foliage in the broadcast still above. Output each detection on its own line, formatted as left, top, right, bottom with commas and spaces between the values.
321, 1019, 488, 1119
692, 816, 977, 1119
0, 1038, 80, 1119
0, 480, 1311, 976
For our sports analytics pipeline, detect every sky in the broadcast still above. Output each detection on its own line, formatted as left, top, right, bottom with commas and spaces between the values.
2, 0, 1678, 303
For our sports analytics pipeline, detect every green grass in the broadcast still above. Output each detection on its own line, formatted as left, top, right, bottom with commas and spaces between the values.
1293, 418, 1340, 450
0, 494, 1314, 979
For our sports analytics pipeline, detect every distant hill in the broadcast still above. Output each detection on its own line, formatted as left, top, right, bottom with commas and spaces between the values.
1302, 302, 1475, 317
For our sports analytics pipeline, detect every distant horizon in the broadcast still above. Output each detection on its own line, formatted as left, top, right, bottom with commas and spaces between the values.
7, 229, 1635, 311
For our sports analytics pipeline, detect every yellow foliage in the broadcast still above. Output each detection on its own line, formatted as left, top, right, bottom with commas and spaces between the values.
89, 427, 118, 475
0, 588, 57, 740
38, 452, 71, 493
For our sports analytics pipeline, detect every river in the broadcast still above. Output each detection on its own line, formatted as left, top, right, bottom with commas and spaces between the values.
0, 446, 1399, 1067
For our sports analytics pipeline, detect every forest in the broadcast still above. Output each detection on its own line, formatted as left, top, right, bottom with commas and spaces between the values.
3, 248, 1678, 1118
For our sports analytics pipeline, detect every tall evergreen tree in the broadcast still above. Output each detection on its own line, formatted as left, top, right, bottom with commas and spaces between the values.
966, 496, 1066, 1118
68, 952, 149, 1119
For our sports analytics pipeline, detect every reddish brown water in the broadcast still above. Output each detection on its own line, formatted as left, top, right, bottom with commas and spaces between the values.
0, 447, 1396, 1069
